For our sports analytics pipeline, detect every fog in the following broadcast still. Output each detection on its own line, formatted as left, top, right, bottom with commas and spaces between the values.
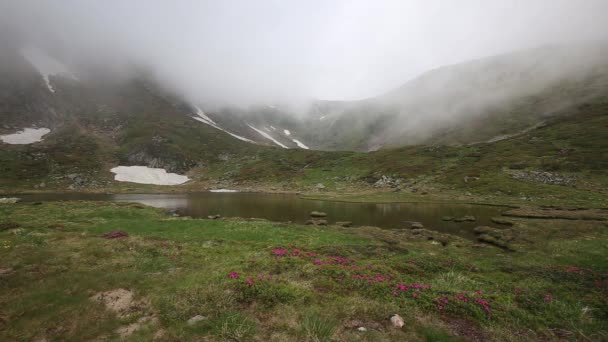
2, 0, 608, 107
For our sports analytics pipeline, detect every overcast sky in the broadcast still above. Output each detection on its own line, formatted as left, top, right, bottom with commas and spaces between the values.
2, 0, 608, 105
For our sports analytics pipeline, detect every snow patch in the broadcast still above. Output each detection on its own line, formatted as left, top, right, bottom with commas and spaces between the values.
319, 115, 326, 121
192, 106, 254, 143
248, 124, 288, 148
209, 189, 239, 193
291, 139, 310, 149
21, 46, 77, 93
193, 106, 216, 125
110, 166, 190, 185
0, 128, 50, 144
270, 125, 276, 130
283, 129, 291, 136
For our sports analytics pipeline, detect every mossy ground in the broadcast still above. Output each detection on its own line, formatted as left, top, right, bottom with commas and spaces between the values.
1, 202, 606, 341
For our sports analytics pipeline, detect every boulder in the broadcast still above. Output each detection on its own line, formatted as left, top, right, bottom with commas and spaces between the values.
335, 221, 353, 227
310, 211, 327, 218
315, 219, 328, 226
491, 217, 514, 226
410, 222, 424, 229
315, 183, 326, 190
473, 226, 494, 235
389, 314, 404, 328
187, 315, 207, 325
0, 197, 20, 204
454, 215, 476, 222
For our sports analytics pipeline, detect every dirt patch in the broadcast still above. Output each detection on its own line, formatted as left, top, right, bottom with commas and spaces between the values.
443, 316, 487, 342
90, 288, 159, 338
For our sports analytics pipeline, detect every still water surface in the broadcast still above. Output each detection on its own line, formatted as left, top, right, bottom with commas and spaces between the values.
16, 192, 505, 238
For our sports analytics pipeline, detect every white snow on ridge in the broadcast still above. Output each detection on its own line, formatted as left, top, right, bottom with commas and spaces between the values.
270, 125, 276, 130
192, 106, 254, 143
0, 128, 50, 144
291, 139, 309, 149
283, 129, 291, 136
21, 47, 77, 93
248, 124, 288, 148
194, 106, 216, 125
319, 115, 326, 121
209, 189, 239, 193
110, 166, 190, 185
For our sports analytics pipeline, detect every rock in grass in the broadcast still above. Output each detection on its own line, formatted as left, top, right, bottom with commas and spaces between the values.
491, 217, 514, 226
315, 219, 328, 226
310, 211, 327, 218
389, 314, 404, 328
357, 327, 367, 332
411, 228, 424, 235
410, 222, 424, 229
335, 221, 353, 227
0, 197, 20, 204
441, 216, 454, 221
187, 315, 207, 325
473, 226, 495, 234
454, 215, 476, 222
101, 230, 129, 239
207, 214, 221, 220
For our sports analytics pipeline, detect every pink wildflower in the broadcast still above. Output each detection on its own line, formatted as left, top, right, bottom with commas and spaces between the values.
456, 293, 468, 302
544, 294, 553, 303
393, 291, 399, 297
397, 284, 408, 291
246, 278, 254, 287
313, 259, 323, 265
476, 290, 484, 295
412, 293, 419, 299
291, 249, 301, 256
272, 248, 287, 256
437, 305, 444, 311
228, 272, 240, 279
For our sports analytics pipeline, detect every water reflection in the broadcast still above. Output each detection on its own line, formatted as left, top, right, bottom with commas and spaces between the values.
15, 192, 505, 238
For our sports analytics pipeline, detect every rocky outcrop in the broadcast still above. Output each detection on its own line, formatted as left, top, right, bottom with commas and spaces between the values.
510, 170, 576, 186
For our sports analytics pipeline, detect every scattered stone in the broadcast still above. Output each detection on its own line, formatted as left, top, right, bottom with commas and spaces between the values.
0, 197, 20, 204
454, 215, 476, 222
187, 315, 207, 325
357, 327, 367, 332
101, 230, 129, 239
389, 314, 404, 328
441, 216, 454, 221
411, 229, 424, 235
0, 268, 14, 277
310, 211, 327, 218
410, 222, 424, 229
316, 219, 328, 226
473, 226, 495, 234
335, 221, 353, 227
315, 183, 326, 190
208, 214, 221, 220
373, 175, 405, 188
491, 217, 514, 226
464, 176, 480, 183
510, 170, 576, 186
305, 220, 315, 225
